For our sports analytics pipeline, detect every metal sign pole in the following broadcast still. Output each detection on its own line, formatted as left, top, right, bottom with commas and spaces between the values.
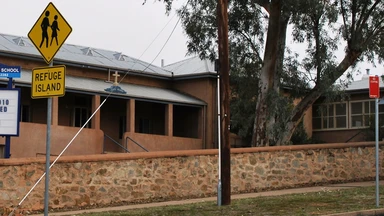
375, 97, 380, 207
27, 2, 71, 214
44, 61, 53, 215
217, 74, 222, 206
4, 77, 13, 158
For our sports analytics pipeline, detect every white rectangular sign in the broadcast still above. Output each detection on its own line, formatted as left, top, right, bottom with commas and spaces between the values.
0, 89, 20, 136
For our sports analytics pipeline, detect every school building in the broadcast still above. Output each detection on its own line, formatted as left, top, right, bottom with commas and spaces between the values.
0, 33, 219, 158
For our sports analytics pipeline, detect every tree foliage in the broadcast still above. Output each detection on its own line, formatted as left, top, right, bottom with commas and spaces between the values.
156, 0, 384, 146
276, 0, 384, 145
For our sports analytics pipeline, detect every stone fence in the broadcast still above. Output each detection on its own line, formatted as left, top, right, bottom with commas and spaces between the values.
0, 142, 383, 213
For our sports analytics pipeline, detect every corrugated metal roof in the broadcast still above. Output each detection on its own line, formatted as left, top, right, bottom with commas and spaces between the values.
164, 56, 217, 76
0, 33, 173, 77
0, 69, 206, 106
345, 76, 384, 91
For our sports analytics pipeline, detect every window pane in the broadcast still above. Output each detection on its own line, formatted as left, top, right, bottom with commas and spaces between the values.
351, 102, 363, 114
328, 105, 334, 116
336, 104, 346, 115
380, 114, 384, 125
313, 118, 321, 129
379, 104, 384, 113
313, 105, 321, 117
351, 115, 363, 127
323, 118, 328, 129
328, 116, 334, 128
336, 116, 346, 128
370, 101, 375, 113
364, 102, 370, 114
363, 115, 371, 127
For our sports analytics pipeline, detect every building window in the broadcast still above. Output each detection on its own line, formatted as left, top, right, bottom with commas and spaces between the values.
73, 107, 91, 128
350, 100, 384, 128
313, 103, 347, 130
20, 105, 31, 122
72, 96, 91, 128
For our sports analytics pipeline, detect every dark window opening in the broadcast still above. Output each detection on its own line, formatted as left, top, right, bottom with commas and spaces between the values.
73, 107, 91, 128
173, 105, 200, 138
135, 101, 165, 135
139, 118, 151, 134
21, 105, 31, 122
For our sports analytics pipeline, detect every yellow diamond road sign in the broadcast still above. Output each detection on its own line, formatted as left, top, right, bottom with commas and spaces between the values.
28, 2, 72, 64
32, 65, 66, 99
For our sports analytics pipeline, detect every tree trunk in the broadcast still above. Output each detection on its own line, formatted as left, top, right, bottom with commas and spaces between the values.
251, 0, 282, 147
270, 11, 290, 146
276, 87, 322, 145
276, 50, 362, 145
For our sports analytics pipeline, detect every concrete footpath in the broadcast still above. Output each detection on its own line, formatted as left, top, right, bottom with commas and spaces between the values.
30, 181, 384, 216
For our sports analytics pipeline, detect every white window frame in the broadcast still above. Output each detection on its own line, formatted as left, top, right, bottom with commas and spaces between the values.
72, 106, 91, 128
349, 99, 384, 129
312, 102, 348, 131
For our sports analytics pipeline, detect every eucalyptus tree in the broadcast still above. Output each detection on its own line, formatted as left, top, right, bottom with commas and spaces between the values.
276, 0, 384, 145
156, 0, 384, 146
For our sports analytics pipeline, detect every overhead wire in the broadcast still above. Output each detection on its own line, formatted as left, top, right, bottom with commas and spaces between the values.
8, 1, 189, 215
140, 0, 190, 73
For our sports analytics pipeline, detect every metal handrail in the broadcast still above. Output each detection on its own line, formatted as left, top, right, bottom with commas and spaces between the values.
104, 134, 130, 153
125, 136, 149, 152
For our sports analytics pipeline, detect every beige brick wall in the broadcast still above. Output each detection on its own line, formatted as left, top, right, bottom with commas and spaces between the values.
0, 142, 383, 212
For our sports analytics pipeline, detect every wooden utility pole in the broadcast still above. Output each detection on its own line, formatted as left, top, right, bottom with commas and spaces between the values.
217, 0, 231, 205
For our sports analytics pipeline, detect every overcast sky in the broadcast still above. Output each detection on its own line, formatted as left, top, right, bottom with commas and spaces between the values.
0, 0, 188, 67
0, 0, 382, 79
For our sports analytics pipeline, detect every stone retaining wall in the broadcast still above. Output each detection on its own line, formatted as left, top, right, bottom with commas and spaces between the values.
0, 142, 383, 212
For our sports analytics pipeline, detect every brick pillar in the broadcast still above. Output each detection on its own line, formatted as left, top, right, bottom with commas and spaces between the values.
91, 95, 101, 130
165, 104, 173, 136
51, 97, 58, 125
127, 99, 135, 132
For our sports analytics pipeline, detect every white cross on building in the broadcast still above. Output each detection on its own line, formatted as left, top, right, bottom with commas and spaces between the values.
112, 71, 120, 86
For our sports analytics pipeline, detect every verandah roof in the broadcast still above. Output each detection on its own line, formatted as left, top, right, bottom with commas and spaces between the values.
0, 69, 206, 106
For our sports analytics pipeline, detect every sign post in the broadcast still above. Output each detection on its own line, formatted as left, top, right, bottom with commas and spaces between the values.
28, 2, 71, 215
369, 75, 380, 208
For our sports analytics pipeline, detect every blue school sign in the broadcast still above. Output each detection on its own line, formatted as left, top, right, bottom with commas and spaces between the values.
0, 64, 21, 78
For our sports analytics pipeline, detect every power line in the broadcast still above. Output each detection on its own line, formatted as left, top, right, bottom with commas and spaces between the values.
141, 0, 190, 73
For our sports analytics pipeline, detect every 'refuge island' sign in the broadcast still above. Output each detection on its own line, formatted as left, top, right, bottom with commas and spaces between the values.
0, 89, 20, 136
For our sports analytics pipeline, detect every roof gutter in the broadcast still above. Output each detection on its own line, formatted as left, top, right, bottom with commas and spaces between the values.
346, 89, 378, 95
172, 73, 217, 80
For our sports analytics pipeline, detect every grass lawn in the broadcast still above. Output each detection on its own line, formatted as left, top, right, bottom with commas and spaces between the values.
77, 186, 384, 216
